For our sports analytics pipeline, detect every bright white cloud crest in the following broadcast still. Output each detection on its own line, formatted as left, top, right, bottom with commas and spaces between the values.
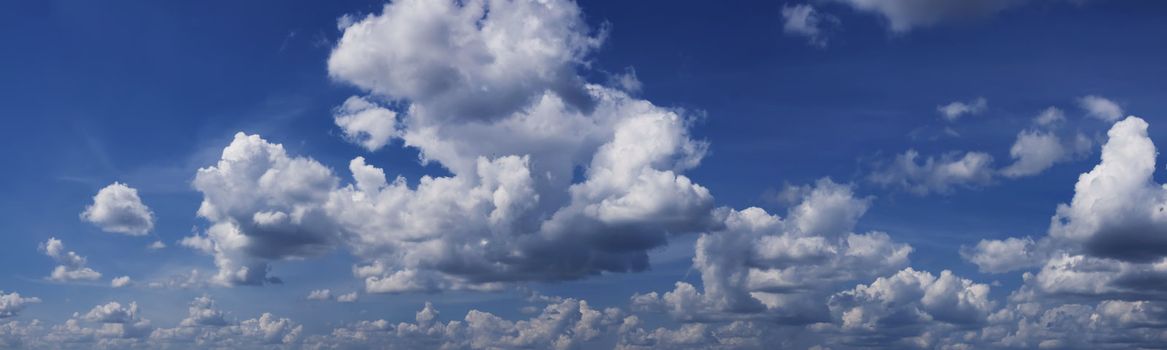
80, 182, 155, 235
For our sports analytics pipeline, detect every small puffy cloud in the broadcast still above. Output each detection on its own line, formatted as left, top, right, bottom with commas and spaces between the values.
178, 295, 228, 327
83, 302, 139, 324
781, 4, 837, 47
999, 129, 1091, 178
110, 276, 131, 288
610, 67, 643, 94
0, 291, 41, 318
1078, 95, 1124, 121
146, 241, 166, 250
937, 97, 987, 122
870, 149, 995, 195
960, 237, 1043, 274
833, 0, 1024, 33
307, 289, 331, 301
1035, 106, 1066, 126
40, 237, 102, 282
336, 292, 358, 303
80, 182, 155, 235
333, 95, 399, 152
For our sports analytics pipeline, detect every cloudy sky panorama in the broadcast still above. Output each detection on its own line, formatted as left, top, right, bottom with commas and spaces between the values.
3, 0, 1167, 348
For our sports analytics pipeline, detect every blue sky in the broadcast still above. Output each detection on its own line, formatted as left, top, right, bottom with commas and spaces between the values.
3, 0, 1167, 349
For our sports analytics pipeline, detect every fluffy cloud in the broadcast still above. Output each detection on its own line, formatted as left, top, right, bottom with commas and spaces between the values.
1049, 116, 1167, 262
185, 132, 340, 286
307, 289, 331, 300
1078, 95, 1124, 121
954, 116, 1167, 348
185, 0, 720, 290
333, 96, 400, 152
151, 296, 301, 347
110, 276, 131, 288
937, 97, 987, 122
632, 179, 911, 323
82, 302, 140, 324
336, 292, 359, 303
1035, 106, 1066, 126
960, 237, 1043, 274
781, 4, 836, 47
328, 0, 602, 122
827, 268, 994, 342
1000, 129, 1091, 178
870, 149, 995, 195
833, 0, 1025, 33
304, 298, 622, 349
80, 182, 155, 235
0, 291, 41, 318
40, 237, 102, 282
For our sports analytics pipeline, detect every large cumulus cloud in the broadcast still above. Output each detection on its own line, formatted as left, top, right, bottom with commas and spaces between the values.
184, 0, 719, 289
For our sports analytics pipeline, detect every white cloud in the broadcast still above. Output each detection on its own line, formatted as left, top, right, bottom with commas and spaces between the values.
185, 0, 722, 291
186, 132, 340, 286
83, 302, 140, 324
1078, 95, 1124, 121
146, 241, 166, 250
610, 67, 643, 94
304, 298, 623, 349
960, 237, 1043, 274
1000, 129, 1091, 178
870, 149, 995, 195
328, 0, 603, 122
110, 276, 131, 288
937, 97, 987, 122
40, 237, 102, 282
782, 4, 836, 47
1048, 116, 1167, 262
633, 179, 911, 323
336, 292, 358, 303
833, 0, 1025, 33
1035, 106, 1066, 126
307, 289, 331, 301
955, 116, 1167, 348
333, 95, 399, 151
827, 268, 994, 343
0, 291, 41, 318
80, 182, 155, 235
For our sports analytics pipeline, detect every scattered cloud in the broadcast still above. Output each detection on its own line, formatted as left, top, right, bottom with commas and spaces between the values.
111, 276, 131, 288
937, 97, 987, 122
80, 182, 155, 235
1078, 95, 1124, 121
333, 96, 400, 152
632, 179, 911, 323
0, 291, 41, 318
782, 4, 838, 47
869, 149, 995, 195
832, 0, 1025, 33
40, 237, 102, 282
307, 289, 331, 301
